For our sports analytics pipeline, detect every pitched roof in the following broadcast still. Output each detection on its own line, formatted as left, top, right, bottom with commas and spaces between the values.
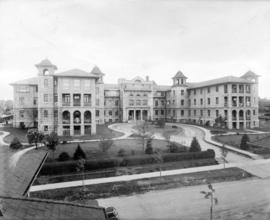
10, 77, 38, 86
241, 70, 259, 78
35, 59, 57, 69
90, 66, 104, 75
54, 69, 99, 78
172, 71, 187, 79
0, 196, 107, 220
188, 75, 254, 89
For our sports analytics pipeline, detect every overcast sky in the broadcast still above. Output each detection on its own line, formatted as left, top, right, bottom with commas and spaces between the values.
0, 0, 270, 100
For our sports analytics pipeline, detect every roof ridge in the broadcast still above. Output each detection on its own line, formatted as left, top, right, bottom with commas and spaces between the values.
0, 195, 103, 210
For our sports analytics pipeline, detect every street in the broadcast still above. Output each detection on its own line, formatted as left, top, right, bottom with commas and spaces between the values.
98, 178, 270, 220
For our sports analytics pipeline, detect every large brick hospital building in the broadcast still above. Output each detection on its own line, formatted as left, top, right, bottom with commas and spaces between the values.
11, 59, 259, 136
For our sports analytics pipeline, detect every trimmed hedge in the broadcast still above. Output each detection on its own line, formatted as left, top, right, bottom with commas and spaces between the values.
40, 149, 216, 176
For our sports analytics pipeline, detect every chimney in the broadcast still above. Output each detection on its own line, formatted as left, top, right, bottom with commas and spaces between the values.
146, 76, 149, 82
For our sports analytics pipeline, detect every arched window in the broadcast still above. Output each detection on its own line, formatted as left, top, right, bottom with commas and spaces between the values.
62, 111, 70, 124
246, 110, 251, 120
232, 110, 237, 120
239, 110, 244, 120
43, 69, 49, 75
73, 111, 81, 124
84, 111, 91, 123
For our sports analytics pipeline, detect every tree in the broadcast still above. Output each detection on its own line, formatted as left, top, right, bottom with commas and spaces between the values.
240, 134, 250, 150
145, 138, 153, 154
200, 183, 218, 220
152, 149, 163, 177
76, 158, 86, 192
9, 137, 22, 150
44, 132, 59, 159
26, 129, 44, 150
73, 144, 86, 160
156, 119, 165, 128
135, 121, 153, 152
220, 144, 228, 168
214, 115, 226, 128
58, 152, 70, 161
99, 137, 113, 153
189, 137, 201, 152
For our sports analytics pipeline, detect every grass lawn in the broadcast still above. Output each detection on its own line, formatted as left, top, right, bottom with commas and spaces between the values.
34, 158, 217, 185
49, 138, 170, 160
213, 133, 270, 148
0, 124, 123, 144
31, 167, 252, 202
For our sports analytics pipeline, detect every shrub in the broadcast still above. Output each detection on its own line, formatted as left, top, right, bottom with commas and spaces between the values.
58, 152, 70, 161
240, 134, 250, 150
73, 144, 86, 160
172, 125, 178, 128
9, 137, 23, 150
156, 119, 165, 128
145, 139, 153, 154
118, 149, 126, 157
189, 137, 201, 152
167, 142, 182, 153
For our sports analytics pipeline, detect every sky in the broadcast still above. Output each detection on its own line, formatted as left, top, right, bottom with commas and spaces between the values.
0, 0, 270, 100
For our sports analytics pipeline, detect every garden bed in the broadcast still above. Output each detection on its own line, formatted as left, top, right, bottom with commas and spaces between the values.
31, 167, 252, 202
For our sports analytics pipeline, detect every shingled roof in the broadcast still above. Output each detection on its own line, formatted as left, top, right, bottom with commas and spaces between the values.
35, 59, 57, 70
172, 71, 187, 79
188, 75, 254, 89
10, 77, 38, 86
0, 196, 107, 220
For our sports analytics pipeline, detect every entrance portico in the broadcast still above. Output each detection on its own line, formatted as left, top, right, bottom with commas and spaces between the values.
128, 109, 149, 121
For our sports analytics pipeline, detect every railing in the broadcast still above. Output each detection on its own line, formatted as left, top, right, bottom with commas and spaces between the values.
62, 102, 70, 106
84, 119, 92, 124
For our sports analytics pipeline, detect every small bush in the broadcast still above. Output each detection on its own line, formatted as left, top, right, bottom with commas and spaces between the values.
172, 125, 178, 128
145, 139, 153, 154
73, 144, 86, 160
9, 137, 23, 150
189, 137, 201, 152
58, 152, 70, 161
118, 149, 126, 157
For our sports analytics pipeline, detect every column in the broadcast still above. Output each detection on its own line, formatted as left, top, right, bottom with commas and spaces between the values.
70, 110, 74, 136
140, 110, 142, 120
133, 110, 135, 120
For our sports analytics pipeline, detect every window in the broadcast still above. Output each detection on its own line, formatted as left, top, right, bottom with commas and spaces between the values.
216, 97, 219, 105
115, 111, 118, 116
194, 99, 196, 105
54, 110, 58, 118
224, 85, 228, 93
44, 110, 48, 118
19, 97, 24, 105
216, 86, 219, 92
207, 87, 210, 93
173, 100, 175, 105
188, 110, 191, 117
62, 94, 70, 104
54, 95, 58, 103
200, 110, 203, 116
96, 110, 99, 117
143, 93, 147, 97
216, 110, 219, 117
84, 94, 91, 105
143, 100, 148, 106
208, 98, 211, 105
253, 110, 256, 116
33, 98, 37, 105
239, 84, 244, 93
44, 125, 48, 131
200, 98, 203, 105
155, 110, 159, 116
194, 89, 196, 95
173, 110, 176, 116
63, 79, 69, 90
109, 110, 112, 116
208, 110, 211, 117
246, 85, 251, 93
19, 110, 24, 118
74, 79, 80, 89
155, 100, 158, 106
181, 99, 184, 106
181, 110, 184, 116
194, 110, 196, 116
96, 99, 100, 106
136, 100, 141, 105
232, 84, 237, 93
129, 100, 134, 106
161, 110, 164, 115
181, 90, 184, 95
136, 93, 141, 97
44, 79, 48, 88
161, 100, 164, 106
200, 89, 203, 94
44, 94, 48, 103
130, 93, 134, 97
181, 78, 184, 84
115, 100, 119, 106
84, 80, 91, 89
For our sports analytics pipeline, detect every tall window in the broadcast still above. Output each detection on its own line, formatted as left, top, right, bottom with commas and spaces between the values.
96, 99, 100, 106
96, 110, 99, 117
200, 98, 203, 105
208, 98, 211, 105
208, 110, 211, 117
181, 90, 184, 95
207, 87, 211, 93
216, 86, 219, 92
44, 94, 48, 103
216, 110, 219, 117
44, 79, 48, 88
44, 110, 48, 118
63, 79, 69, 90
181, 99, 184, 106
194, 99, 196, 105
216, 97, 219, 105
200, 110, 203, 116
181, 110, 184, 116
74, 79, 80, 90
155, 100, 158, 106
84, 80, 91, 89
224, 84, 228, 93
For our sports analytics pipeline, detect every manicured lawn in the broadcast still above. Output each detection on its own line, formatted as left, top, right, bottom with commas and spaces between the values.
31, 167, 252, 202
213, 133, 270, 148
0, 127, 28, 143
0, 124, 123, 144
34, 158, 217, 185
49, 138, 170, 160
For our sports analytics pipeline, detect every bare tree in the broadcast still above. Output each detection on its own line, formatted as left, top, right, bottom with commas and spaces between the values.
200, 183, 218, 220
135, 121, 153, 152
76, 158, 86, 192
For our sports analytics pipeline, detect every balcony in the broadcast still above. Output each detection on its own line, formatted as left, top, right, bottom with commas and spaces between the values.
73, 94, 81, 107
